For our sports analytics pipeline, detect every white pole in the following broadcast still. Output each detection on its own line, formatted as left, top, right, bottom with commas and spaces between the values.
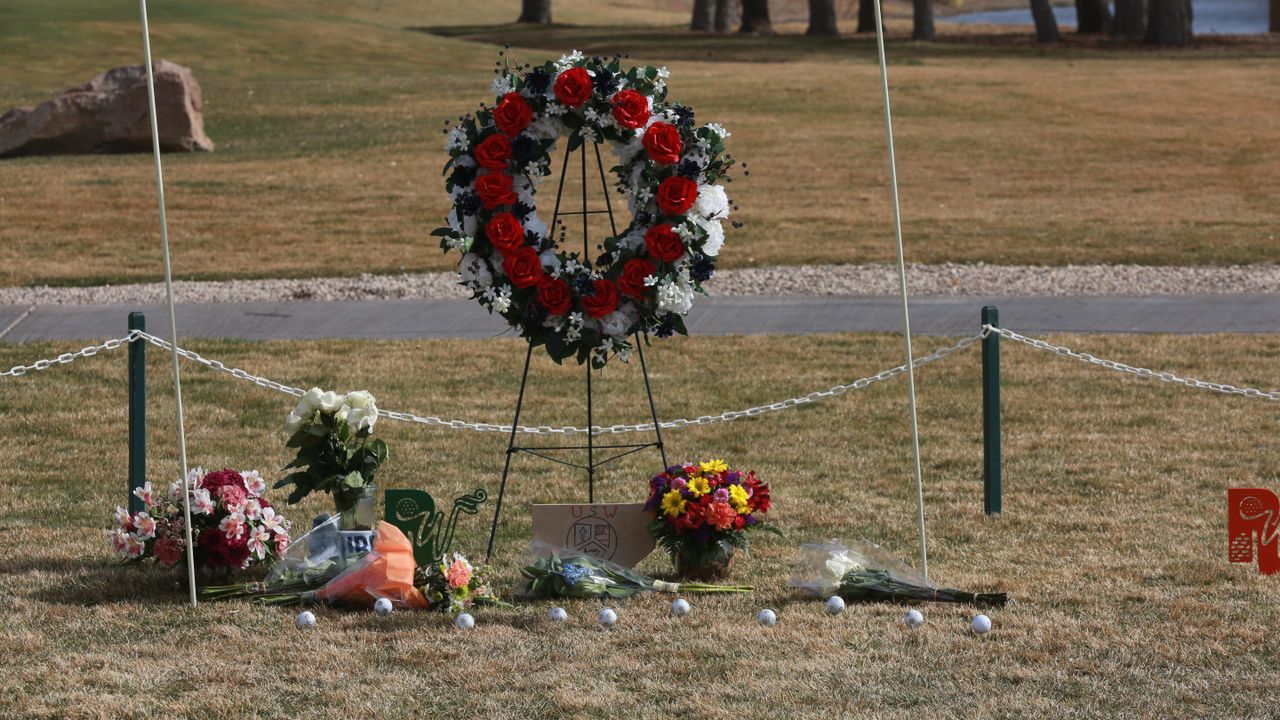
871, 0, 929, 579
139, 0, 198, 606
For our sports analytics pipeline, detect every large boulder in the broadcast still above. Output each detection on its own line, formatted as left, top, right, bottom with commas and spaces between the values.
0, 60, 213, 159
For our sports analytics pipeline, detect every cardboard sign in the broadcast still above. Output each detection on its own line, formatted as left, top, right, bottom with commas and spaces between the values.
531, 502, 654, 568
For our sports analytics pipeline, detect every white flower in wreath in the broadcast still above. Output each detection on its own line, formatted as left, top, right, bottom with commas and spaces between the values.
192, 487, 216, 516
447, 208, 478, 238
656, 278, 695, 315
492, 285, 513, 313
445, 126, 468, 153
539, 250, 562, 275
524, 214, 549, 240
617, 227, 645, 253
694, 184, 730, 220
513, 176, 536, 207
491, 73, 515, 96
613, 134, 645, 162
463, 252, 491, 285
697, 217, 725, 257
527, 115, 563, 140
601, 303, 640, 339
556, 50, 585, 70
705, 122, 732, 139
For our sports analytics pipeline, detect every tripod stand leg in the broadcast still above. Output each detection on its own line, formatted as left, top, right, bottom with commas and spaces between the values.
586, 361, 594, 502
486, 342, 535, 563
635, 333, 669, 469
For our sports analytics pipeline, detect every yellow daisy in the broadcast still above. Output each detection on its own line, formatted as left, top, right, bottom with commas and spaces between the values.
661, 489, 687, 518
699, 459, 728, 474
687, 475, 711, 497
728, 484, 750, 513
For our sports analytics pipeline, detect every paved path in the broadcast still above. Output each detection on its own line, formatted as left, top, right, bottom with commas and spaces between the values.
2, 295, 1277, 342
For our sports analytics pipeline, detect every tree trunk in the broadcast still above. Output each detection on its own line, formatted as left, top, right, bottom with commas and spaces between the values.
517, 0, 551, 24
1145, 0, 1191, 46
739, 0, 774, 34
857, 0, 876, 32
1030, 0, 1060, 41
691, 0, 714, 31
1074, 0, 1112, 33
807, 0, 840, 35
912, 0, 935, 40
1271, 0, 1279, 33
714, 0, 735, 32
1113, 0, 1145, 36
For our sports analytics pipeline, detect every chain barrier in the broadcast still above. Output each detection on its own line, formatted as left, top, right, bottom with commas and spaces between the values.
132, 330, 986, 435
2, 327, 1274, 434
985, 325, 1280, 402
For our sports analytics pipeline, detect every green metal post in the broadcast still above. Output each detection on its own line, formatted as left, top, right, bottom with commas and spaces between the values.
128, 312, 147, 513
981, 306, 1001, 515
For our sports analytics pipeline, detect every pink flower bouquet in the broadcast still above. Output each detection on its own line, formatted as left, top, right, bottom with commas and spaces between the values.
111, 467, 292, 573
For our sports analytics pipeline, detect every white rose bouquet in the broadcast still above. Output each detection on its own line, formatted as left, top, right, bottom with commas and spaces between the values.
275, 388, 388, 516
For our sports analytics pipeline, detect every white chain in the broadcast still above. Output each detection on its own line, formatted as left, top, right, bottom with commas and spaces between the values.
135, 330, 986, 435
7, 325, 1268, 433
987, 325, 1280, 402
0, 332, 138, 378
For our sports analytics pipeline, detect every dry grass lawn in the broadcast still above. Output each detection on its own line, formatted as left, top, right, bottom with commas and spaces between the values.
1, 0, 1278, 287
0, 331, 1277, 717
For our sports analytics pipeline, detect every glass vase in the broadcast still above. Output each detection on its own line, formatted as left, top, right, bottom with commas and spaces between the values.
338, 484, 378, 531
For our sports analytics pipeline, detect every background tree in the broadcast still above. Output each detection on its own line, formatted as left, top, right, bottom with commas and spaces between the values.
1272, 0, 1279, 32
1074, 0, 1112, 32
517, 0, 551, 24
913, 0, 935, 40
739, 0, 774, 33
807, 0, 840, 35
857, 0, 875, 32
1030, 0, 1061, 41
1113, 0, 1146, 36
691, 0, 713, 30
714, 0, 736, 32
1145, 0, 1191, 45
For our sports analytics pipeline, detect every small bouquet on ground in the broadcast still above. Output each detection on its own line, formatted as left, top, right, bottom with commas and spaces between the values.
520, 544, 752, 599
276, 388, 386, 524
417, 553, 506, 614
203, 519, 427, 609
645, 459, 779, 579
788, 540, 1008, 607
111, 467, 291, 573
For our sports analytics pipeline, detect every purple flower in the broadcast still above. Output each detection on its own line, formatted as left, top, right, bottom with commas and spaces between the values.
671, 478, 687, 491
713, 488, 729, 502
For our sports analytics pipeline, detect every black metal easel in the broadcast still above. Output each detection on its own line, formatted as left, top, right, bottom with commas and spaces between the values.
484, 140, 670, 562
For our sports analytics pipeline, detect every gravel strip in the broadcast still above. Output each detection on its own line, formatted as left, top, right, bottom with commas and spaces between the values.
0, 263, 1274, 306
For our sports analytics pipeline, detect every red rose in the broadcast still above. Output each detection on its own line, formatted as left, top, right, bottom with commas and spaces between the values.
644, 224, 685, 263
473, 133, 513, 171
493, 92, 532, 136
536, 276, 573, 315
485, 212, 525, 252
554, 67, 593, 107
610, 89, 650, 130
581, 279, 619, 319
656, 175, 699, 216
502, 246, 544, 288
642, 122, 683, 165
618, 258, 657, 299
475, 172, 517, 209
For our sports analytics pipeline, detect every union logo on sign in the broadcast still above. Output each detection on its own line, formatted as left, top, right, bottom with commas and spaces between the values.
1228, 489, 1280, 575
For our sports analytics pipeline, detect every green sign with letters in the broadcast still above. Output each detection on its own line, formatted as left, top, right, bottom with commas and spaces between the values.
384, 487, 487, 567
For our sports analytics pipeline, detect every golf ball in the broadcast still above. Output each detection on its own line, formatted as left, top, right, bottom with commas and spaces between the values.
549, 607, 568, 622
757, 609, 777, 627
373, 598, 394, 616
971, 614, 992, 634
598, 608, 618, 628
671, 598, 691, 617
904, 608, 924, 628
454, 613, 475, 630
296, 610, 316, 629
825, 596, 846, 615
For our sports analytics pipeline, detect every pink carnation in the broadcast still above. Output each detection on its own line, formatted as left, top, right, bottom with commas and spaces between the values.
445, 559, 472, 589
218, 484, 248, 511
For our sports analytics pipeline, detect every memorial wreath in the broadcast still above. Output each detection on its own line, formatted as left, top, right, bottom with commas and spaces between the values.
434, 51, 741, 368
